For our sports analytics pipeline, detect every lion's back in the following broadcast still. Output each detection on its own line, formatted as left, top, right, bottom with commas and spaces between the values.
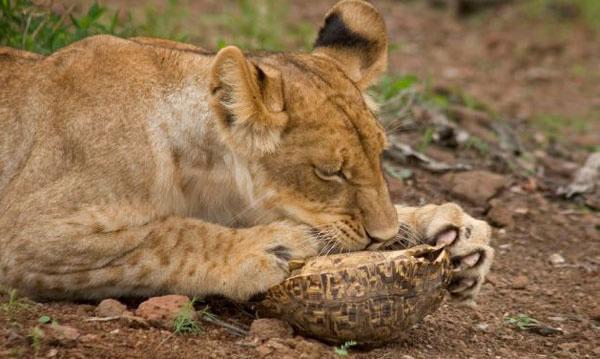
0, 36, 141, 198
0, 35, 212, 201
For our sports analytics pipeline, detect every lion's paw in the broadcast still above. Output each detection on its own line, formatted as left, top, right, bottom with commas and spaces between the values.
396, 203, 494, 305
222, 222, 321, 302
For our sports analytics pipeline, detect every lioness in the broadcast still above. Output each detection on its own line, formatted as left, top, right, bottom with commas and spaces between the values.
0, 0, 492, 304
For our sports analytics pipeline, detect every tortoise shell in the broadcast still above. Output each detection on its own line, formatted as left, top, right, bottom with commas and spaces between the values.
258, 244, 451, 344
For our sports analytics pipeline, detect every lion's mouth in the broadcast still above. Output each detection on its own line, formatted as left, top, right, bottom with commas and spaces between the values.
367, 223, 424, 251
309, 222, 370, 255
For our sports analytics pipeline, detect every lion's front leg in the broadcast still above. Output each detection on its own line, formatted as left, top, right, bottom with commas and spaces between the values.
394, 203, 494, 305
2, 215, 320, 302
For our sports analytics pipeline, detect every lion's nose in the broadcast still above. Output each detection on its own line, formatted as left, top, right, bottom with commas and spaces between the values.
365, 225, 399, 242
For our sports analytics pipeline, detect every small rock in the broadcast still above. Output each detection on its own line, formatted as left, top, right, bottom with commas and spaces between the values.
511, 275, 529, 289
549, 253, 566, 266
442, 170, 507, 206
250, 318, 294, 340
514, 208, 529, 215
498, 243, 512, 251
475, 323, 489, 331
95, 298, 128, 317
487, 205, 514, 228
42, 324, 80, 348
46, 348, 58, 358
135, 295, 195, 329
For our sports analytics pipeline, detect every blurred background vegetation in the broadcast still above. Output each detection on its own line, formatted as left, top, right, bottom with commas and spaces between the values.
2, 0, 599, 55
0, 0, 319, 54
1, 0, 598, 159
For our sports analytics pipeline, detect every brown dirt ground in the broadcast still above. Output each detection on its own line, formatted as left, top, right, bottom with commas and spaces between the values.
2, 1, 599, 358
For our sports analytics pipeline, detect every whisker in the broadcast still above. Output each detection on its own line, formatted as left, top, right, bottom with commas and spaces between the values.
319, 241, 330, 256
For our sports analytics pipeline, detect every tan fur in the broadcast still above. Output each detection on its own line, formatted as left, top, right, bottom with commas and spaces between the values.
0, 0, 492, 303
393, 204, 493, 304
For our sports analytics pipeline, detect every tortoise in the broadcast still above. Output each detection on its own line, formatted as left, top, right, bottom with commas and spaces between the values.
258, 244, 452, 345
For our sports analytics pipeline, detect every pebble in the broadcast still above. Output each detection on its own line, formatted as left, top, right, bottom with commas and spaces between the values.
498, 243, 512, 251
511, 275, 529, 289
442, 170, 507, 206
475, 323, 489, 332
135, 295, 195, 329
42, 324, 80, 348
487, 205, 514, 228
549, 253, 566, 266
95, 298, 128, 317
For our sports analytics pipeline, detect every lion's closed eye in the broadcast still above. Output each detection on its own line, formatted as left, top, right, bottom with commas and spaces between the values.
314, 167, 347, 183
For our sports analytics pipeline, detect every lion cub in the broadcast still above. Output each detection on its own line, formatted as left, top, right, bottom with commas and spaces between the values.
0, 0, 492, 304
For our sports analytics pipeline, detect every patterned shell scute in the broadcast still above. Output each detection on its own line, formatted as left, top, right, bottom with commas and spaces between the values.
259, 245, 451, 344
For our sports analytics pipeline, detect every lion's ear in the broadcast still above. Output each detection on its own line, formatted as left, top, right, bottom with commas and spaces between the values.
313, 0, 388, 90
209, 46, 287, 156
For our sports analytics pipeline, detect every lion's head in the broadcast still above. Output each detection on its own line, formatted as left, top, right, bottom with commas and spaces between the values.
209, 0, 398, 251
